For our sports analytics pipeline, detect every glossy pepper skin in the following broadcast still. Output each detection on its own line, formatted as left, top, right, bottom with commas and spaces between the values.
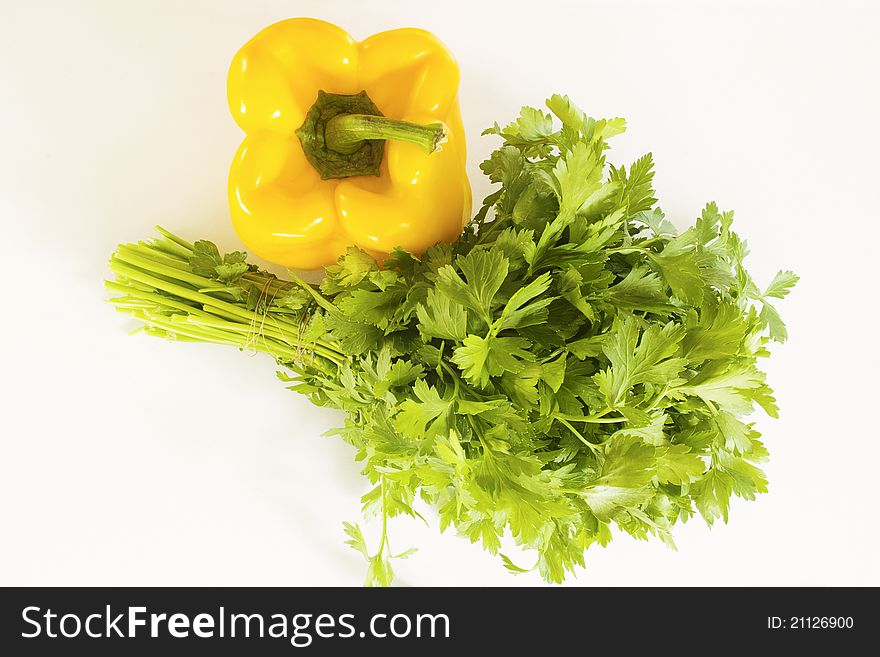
227, 18, 472, 270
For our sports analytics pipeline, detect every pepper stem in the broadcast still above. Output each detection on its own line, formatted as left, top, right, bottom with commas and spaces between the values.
296, 90, 447, 180
325, 114, 447, 155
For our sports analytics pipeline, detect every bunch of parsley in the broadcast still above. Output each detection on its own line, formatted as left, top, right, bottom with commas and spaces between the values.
108, 95, 795, 585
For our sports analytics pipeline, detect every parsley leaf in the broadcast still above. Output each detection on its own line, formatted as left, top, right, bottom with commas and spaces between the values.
109, 94, 795, 586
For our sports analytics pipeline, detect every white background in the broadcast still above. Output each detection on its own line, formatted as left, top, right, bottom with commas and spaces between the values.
1, 0, 877, 586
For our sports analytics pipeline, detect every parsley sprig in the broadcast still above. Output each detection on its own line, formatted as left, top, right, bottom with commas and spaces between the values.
107, 95, 795, 585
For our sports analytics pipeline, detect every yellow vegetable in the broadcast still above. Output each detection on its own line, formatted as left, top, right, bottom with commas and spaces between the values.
227, 18, 472, 270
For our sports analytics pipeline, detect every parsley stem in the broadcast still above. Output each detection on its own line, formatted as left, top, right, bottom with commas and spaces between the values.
114, 247, 222, 290
377, 476, 389, 556
438, 359, 468, 398
130, 310, 335, 372
117, 305, 298, 359
108, 256, 345, 366
472, 215, 512, 247
556, 411, 627, 424
288, 272, 339, 315
557, 418, 603, 454
631, 236, 664, 249
123, 245, 192, 272
106, 282, 206, 316
644, 385, 670, 411
605, 246, 646, 255
606, 237, 663, 255
155, 225, 194, 251
137, 312, 280, 352
111, 260, 256, 323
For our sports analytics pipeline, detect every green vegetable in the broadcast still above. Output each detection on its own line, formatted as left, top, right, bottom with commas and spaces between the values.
107, 94, 795, 585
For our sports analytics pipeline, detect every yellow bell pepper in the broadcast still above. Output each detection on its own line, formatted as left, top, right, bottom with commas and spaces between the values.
227, 18, 472, 270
